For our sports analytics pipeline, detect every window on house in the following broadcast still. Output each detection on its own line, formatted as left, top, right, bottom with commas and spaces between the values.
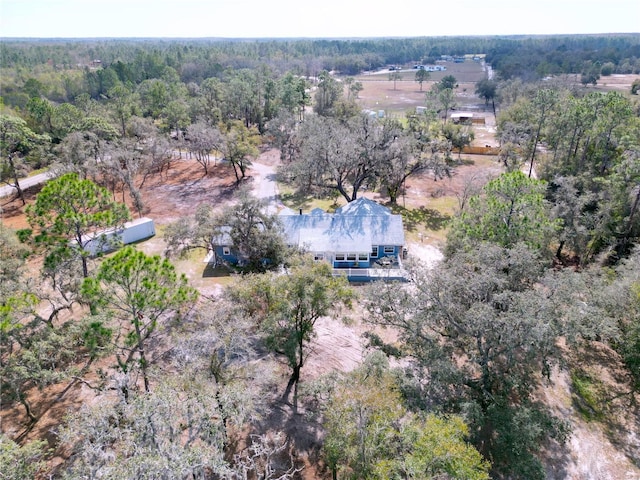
358, 253, 369, 261
314, 253, 324, 261
347, 253, 357, 261
335, 253, 345, 261
383, 246, 395, 254
371, 246, 378, 258
222, 247, 231, 256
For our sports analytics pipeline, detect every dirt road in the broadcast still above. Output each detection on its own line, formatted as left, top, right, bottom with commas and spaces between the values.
0, 171, 52, 198
249, 160, 280, 213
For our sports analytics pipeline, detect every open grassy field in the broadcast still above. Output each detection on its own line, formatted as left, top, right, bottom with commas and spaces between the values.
350, 60, 487, 114
589, 73, 640, 93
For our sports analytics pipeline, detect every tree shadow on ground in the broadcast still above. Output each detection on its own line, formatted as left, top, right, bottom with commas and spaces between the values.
453, 157, 475, 166
605, 400, 640, 470
542, 437, 572, 480
388, 204, 451, 232
246, 372, 326, 479
279, 188, 338, 213
567, 344, 640, 471
279, 191, 315, 211
202, 264, 232, 278
0, 196, 25, 214
0, 184, 42, 220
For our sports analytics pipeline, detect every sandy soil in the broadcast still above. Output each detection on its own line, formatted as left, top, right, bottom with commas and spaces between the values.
540, 349, 640, 480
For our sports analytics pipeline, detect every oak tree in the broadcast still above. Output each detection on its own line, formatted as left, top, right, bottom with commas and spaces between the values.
185, 121, 222, 175
475, 78, 497, 115
232, 259, 352, 402
362, 244, 590, 479
220, 120, 260, 183
321, 353, 490, 480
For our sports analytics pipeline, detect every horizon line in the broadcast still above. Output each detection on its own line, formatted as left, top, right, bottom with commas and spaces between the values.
2, 32, 640, 42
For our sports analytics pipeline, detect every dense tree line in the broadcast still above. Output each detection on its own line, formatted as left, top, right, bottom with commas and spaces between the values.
486, 34, 640, 80
494, 86, 640, 263
2, 35, 640, 109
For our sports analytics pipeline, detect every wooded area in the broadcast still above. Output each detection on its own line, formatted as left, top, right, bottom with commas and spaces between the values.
1, 34, 640, 479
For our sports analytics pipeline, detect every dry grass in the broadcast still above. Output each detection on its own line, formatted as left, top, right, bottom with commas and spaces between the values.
351, 60, 487, 115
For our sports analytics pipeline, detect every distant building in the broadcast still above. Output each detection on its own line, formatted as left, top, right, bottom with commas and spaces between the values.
414, 64, 446, 72
451, 112, 474, 124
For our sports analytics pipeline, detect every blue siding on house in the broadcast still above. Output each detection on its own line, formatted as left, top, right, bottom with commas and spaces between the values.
332, 245, 401, 270
347, 273, 407, 283
348, 272, 372, 282
214, 245, 239, 265
380, 245, 399, 257
333, 260, 371, 269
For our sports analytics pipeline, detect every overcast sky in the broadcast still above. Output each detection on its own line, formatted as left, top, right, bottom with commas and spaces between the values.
1, 0, 638, 38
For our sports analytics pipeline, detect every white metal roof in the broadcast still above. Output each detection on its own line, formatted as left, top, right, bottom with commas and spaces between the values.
280, 198, 404, 253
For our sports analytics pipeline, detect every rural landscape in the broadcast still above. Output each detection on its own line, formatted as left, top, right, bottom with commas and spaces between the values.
1, 35, 640, 479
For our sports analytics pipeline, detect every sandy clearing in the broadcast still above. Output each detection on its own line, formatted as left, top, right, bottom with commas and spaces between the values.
405, 241, 444, 267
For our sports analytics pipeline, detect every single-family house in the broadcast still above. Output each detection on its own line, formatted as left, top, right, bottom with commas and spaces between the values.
210, 198, 407, 281
280, 198, 407, 281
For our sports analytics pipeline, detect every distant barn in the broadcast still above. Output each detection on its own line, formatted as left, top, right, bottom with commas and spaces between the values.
451, 112, 474, 124
450, 112, 485, 125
